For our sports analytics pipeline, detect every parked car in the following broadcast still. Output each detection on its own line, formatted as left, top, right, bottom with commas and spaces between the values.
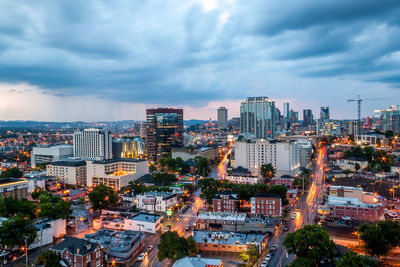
283, 226, 289, 231
272, 244, 278, 251
137, 253, 146, 261
147, 245, 154, 252
261, 261, 268, 267
265, 253, 272, 262
291, 212, 296, 219
185, 225, 191, 231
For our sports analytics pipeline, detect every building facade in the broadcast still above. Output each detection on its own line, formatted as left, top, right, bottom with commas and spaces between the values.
47, 161, 87, 186
136, 191, 178, 212
251, 194, 282, 216
234, 137, 300, 177
303, 109, 313, 126
86, 159, 149, 190
31, 145, 73, 168
73, 129, 112, 160
212, 191, 239, 213
320, 106, 330, 120
146, 108, 184, 161
112, 138, 146, 159
0, 178, 28, 199
327, 196, 383, 222
316, 119, 342, 136
217, 107, 228, 128
240, 97, 276, 138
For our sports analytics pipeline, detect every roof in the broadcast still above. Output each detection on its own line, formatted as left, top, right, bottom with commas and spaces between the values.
172, 257, 222, 267
133, 213, 161, 223
197, 212, 247, 221
92, 158, 146, 164
231, 166, 252, 176
214, 190, 238, 200
49, 160, 86, 167
193, 230, 265, 246
0, 178, 27, 186
254, 193, 281, 199
51, 237, 99, 255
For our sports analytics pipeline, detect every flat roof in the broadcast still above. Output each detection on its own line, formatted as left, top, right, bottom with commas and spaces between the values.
0, 178, 27, 186
49, 160, 86, 167
197, 212, 247, 221
133, 213, 161, 223
193, 230, 265, 246
92, 158, 147, 164
172, 257, 222, 267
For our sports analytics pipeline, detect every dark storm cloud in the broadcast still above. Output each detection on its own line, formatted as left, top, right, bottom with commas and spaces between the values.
0, 0, 400, 107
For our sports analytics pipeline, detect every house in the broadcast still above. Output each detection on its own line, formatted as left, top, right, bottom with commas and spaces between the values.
136, 191, 178, 212
212, 190, 239, 213
50, 237, 104, 267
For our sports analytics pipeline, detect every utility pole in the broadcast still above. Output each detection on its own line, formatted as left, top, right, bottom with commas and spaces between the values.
25, 237, 28, 267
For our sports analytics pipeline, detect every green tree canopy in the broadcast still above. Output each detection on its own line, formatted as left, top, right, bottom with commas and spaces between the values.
152, 172, 177, 186
260, 163, 275, 179
0, 216, 37, 251
240, 245, 260, 265
157, 231, 198, 261
0, 197, 35, 219
195, 157, 210, 177
89, 184, 118, 210
35, 251, 61, 267
288, 257, 314, 267
0, 167, 23, 178
335, 250, 378, 267
284, 225, 335, 264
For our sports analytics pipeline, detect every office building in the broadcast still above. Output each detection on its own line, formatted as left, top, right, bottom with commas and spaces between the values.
234, 137, 300, 177
50, 237, 104, 267
31, 145, 73, 168
289, 109, 298, 124
0, 178, 27, 199
317, 119, 342, 136
112, 138, 146, 159
343, 120, 361, 136
380, 105, 400, 133
251, 194, 282, 217
73, 129, 112, 160
212, 190, 239, 213
327, 196, 383, 222
303, 109, 313, 126
240, 97, 276, 138
146, 108, 184, 161
320, 106, 330, 120
136, 191, 178, 212
46, 161, 87, 186
171, 147, 219, 161
298, 140, 313, 168
283, 103, 290, 118
134, 121, 147, 137
87, 159, 149, 190
217, 107, 228, 128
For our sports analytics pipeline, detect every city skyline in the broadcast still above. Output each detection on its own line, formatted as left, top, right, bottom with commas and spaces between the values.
1, 1, 400, 121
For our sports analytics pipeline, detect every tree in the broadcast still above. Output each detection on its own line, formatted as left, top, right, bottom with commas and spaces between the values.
0, 197, 35, 219
183, 184, 195, 195
359, 220, 400, 260
0, 167, 23, 178
195, 157, 210, 177
284, 225, 335, 265
335, 250, 378, 267
240, 245, 260, 265
288, 257, 313, 267
152, 172, 177, 186
343, 169, 352, 178
35, 251, 61, 267
158, 231, 198, 261
0, 216, 37, 251
89, 184, 118, 210
260, 163, 275, 179
354, 163, 361, 172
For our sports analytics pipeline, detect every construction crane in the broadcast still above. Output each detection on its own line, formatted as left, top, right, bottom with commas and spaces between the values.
347, 95, 389, 135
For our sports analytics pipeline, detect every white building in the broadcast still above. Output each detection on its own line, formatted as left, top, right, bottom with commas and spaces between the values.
31, 145, 73, 168
47, 161, 87, 186
298, 139, 313, 168
234, 137, 300, 177
317, 119, 343, 136
73, 128, 112, 160
87, 159, 149, 190
136, 191, 178, 212
225, 167, 261, 184
97, 213, 161, 234
26, 177, 46, 193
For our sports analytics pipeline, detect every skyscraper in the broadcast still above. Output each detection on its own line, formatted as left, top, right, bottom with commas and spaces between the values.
217, 107, 228, 128
146, 108, 184, 161
73, 128, 112, 160
240, 97, 276, 138
303, 109, 313, 126
320, 106, 330, 120
283, 103, 290, 118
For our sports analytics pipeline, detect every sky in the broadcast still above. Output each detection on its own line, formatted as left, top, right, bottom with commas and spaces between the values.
1, 0, 400, 121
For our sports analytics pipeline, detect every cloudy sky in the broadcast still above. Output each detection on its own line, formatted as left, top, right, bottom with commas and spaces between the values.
1, 0, 400, 121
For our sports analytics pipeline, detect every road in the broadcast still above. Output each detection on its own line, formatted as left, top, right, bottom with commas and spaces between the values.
136, 189, 204, 267
262, 146, 326, 267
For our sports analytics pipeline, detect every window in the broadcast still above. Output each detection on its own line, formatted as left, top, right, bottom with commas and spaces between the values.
96, 250, 100, 258
97, 260, 101, 267
86, 255, 91, 262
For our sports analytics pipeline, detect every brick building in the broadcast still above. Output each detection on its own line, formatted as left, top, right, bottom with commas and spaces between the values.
50, 237, 104, 267
251, 194, 282, 217
212, 191, 239, 212
271, 176, 294, 189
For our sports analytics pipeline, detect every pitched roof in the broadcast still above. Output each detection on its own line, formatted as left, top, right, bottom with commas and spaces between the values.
50, 237, 99, 255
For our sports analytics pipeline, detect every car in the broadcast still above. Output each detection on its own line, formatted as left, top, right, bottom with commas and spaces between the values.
261, 260, 268, 267
147, 245, 154, 251
137, 252, 146, 261
291, 212, 296, 219
283, 226, 289, 231
265, 253, 272, 261
269, 249, 275, 255
185, 225, 191, 231
272, 244, 278, 251
164, 225, 171, 232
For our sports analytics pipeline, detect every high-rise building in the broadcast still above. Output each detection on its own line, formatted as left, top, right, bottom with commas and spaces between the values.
303, 109, 313, 126
240, 97, 276, 138
234, 137, 300, 177
316, 119, 342, 136
112, 138, 146, 159
283, 103, 290, 118
31, 145, 73, 168
217, 107, 228, 128
381, 105, 400, 133
73, 129, 112, 160
289, 109, 298, 124
146, 108, 184, 161
320, 106, 330, 120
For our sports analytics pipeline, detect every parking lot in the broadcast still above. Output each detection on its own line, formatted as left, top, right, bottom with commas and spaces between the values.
200, 251, 244, 267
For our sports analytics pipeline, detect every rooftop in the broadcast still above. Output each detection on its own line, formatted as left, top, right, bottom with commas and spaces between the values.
132, 213, 161, 223
193, 230, 265, 246
172, 257, 222, 267
197, 212, 247, 222
327, 196, 381, 208
0, 178, 27, 186
51, 237, 99, 255
92, 158, 147, 164
49, 160, 86, 167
